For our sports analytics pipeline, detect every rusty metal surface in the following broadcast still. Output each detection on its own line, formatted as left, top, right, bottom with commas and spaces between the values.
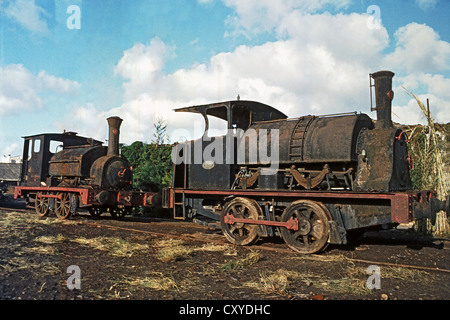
14, 185, 156, 208
107, 117, 123, 156
370, 71, 395, 129
19, 133, 102, 187
49, 146, 107, 178
241, 113, 374, 165
90, 155, 133, 190
224, 213, 299, 231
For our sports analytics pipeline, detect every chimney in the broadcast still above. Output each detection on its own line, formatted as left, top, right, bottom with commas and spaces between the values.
107, 116, 123, 156
370, 70, 395, 129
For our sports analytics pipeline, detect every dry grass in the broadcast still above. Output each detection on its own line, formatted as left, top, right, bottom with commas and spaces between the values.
221, 251, 260, 270
154, 239, 195, 262
71, 236, 149, 258
403, 88, 449, 236
242, 269, 304, 294
125, 272, 178, 291
34, 234, 67, 244
34, 234, 150, 257
154, 239, 237, 262
0, 255, 60, 277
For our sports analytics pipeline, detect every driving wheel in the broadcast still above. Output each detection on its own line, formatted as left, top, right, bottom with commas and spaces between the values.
220, 197, 261, 246
35, 192, 50, 217
55, 192, 72, 220
281, 200, 330, 254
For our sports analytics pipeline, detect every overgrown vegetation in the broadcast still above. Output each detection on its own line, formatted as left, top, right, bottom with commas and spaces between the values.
402, 88, 450, 236
121, 119, 173, 193
120, 119, 173, 217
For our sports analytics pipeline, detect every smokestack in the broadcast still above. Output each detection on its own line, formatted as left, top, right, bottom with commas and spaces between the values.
370, 70, 395, 129
107, 116, 123, 156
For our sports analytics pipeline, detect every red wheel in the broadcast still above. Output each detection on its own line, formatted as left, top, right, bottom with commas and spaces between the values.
55, 193, 71, 220
35, 192, 50, 217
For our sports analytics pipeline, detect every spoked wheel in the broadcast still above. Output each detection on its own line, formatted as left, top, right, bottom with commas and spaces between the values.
89, 206, 104, 218
35, 192, 50, 217
55, 192, 72, 220
280, 200, 330, 254
220, 197, 261, 246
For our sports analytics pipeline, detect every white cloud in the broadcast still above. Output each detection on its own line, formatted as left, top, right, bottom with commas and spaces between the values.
393, 73, 450, 125
63, 11, 391, 143
415, 0, 438, 11
0, 64, 43, 115
4, 0, 49, 34
223, 0, 351, 37
114, 37, 173, 101
383, 23, 450, 73
0, 64, 80, 116
58, 7, 450, 146
197, 0, 214, 5
37, 71, 80, 93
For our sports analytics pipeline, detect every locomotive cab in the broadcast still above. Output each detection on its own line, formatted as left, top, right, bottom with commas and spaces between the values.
19, 132, 103, 187
172, 100, 288, 190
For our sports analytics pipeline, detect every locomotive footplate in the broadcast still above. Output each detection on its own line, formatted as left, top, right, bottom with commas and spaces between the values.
163, 187, 448, 254
14, 186, 158, 219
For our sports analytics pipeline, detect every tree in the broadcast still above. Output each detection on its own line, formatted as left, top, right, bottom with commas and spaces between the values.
121, 119, 173, 193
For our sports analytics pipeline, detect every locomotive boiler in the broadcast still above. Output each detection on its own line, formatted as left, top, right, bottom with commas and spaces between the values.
15, 117, 157, 219
164, 70, 448, 253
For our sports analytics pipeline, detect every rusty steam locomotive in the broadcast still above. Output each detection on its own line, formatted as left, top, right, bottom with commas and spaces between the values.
14, 117, 157, 219
163, 70, 448, 253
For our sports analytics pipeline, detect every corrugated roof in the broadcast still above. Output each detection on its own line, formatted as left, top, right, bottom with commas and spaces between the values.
0, 163, 21, 181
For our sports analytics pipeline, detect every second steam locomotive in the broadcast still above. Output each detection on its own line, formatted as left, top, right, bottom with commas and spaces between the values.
14, 117, 158, 219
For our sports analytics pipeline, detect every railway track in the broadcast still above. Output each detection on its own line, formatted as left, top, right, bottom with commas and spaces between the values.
1, 204, 449, 274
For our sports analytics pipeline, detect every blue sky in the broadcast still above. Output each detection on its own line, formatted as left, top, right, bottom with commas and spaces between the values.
1, 0, 449, 161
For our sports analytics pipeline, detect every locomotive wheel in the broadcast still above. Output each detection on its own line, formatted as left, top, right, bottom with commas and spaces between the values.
35, 192, 50, 217
55, 192, 72, 220
280, 200, 330, 254
220, 197, 261, 246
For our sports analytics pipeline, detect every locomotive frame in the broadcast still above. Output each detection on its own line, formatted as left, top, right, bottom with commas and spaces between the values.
163, 70, 449, 254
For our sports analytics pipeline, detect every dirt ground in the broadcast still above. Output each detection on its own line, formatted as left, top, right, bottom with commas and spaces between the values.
0, 197, 449, 307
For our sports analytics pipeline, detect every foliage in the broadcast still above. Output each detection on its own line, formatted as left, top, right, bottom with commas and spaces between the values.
403, 88, 449, 236
121, 119, 173, 193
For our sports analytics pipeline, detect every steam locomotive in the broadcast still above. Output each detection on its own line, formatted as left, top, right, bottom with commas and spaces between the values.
14, 117, 157, 219
163, 70, 449, 253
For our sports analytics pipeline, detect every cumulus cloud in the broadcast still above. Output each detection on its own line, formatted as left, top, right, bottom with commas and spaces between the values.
60, 5, 450, 146
0, 64, 43, 115
4, 0, 49, 34
64, 12, 392, 143
393, 73, 450, 125
0, 64, 80, 116
223, 0, 351, 37
415, 0, 438, 11
383, 23, 450, 74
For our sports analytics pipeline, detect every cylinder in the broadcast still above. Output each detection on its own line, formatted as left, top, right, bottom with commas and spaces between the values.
371, 71, 395, 129
107, 117, 123, 156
